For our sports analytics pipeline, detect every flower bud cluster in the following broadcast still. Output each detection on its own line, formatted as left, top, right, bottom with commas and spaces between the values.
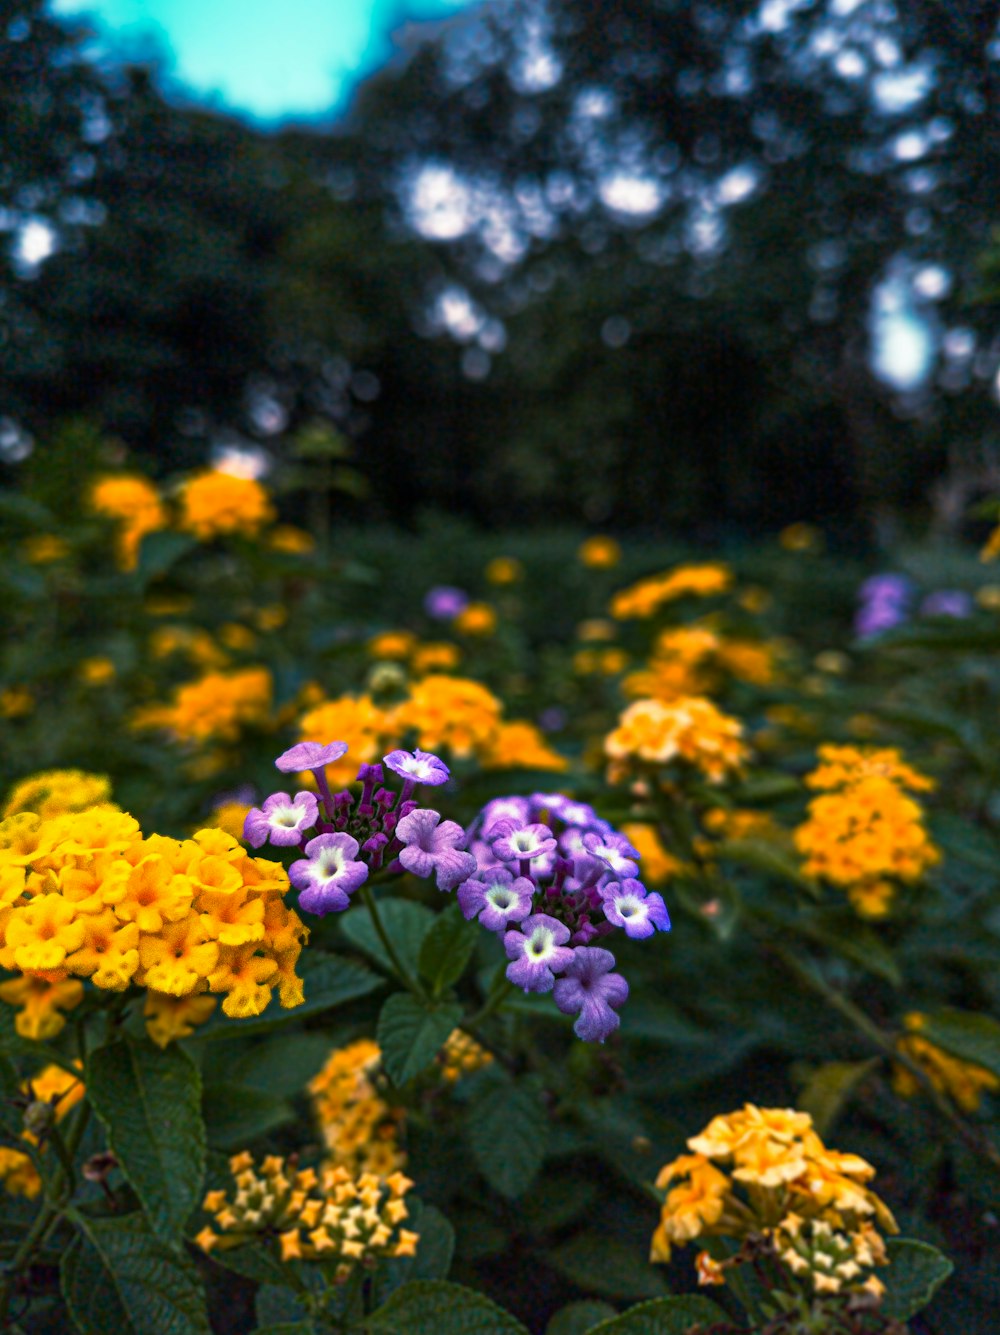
195, 1152, 418, 1279
650, 1104, 897, 1303
457, 793, 672, 1043
245, 741, 475, 916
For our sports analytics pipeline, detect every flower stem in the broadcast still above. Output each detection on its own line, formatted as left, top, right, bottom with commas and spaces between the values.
359, 884, 425, 998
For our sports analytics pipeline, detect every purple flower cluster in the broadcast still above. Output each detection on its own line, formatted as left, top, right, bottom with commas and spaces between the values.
855, 573, 913, 639
457, 793, 670, 1043
244, 741, 474, 916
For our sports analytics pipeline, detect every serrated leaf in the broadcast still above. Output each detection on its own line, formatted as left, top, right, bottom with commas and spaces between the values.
418, 904, 479, 995
194, 952, 382, 1040
341, 899, 435, 980
798, 1059, 879, 1137
585, 1296, 729, 1333
364, 1280, 528, 1333
86, 1039, 205, 1243
376, 994, 462, 1087
61, 1212, 210, 1335
550, 1236, 669, 1301
371, 1200, 456, 1306
919, 1009, 1000, 1079
467, 1074, 549, 1199
881, 1238, 953, 1321
545, 1301, 617, 1335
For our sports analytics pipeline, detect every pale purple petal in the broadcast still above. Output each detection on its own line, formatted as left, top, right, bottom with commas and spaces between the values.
552, 947, 628, 1042
383, 749, 451, 786
275, 741, 349, 773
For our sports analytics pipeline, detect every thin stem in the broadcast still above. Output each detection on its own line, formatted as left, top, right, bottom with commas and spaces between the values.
771, 943, 1000, 1170
359, 885, 424, 998
465, 977, 514, 1030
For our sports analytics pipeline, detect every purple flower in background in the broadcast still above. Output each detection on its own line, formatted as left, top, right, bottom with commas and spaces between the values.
601, 879, 671, 939
553, 948, 629, 1042
538, 707, 568, 733
481, 796, 532, 836
396, 808, 477, 890
275, 740, 348, 773
383, 749, 451, 787
504, 914, 575, 992
855, 573, 913, 639
582, 831, 640, 879
243, 792, 318, 848
290, 832, 368, 915
424, 585, 469, 620
920, 590, 972, 619
458, 869, 535, 932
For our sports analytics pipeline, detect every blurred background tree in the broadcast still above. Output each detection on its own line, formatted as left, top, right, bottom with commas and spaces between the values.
3, 0, 1000, 535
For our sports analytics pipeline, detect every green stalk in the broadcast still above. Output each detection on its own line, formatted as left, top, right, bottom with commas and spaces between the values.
359, 885, 425, 999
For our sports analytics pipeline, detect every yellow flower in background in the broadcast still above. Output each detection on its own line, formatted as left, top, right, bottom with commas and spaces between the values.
578, 535, 622, 568
611, 563, 731, 619
485, 556, 524, 584
22, 534, 70, 564
3, 770, 115, 821
893, 1013, 999, 1113
178, 471, 275, 541
619, 823, 683, 884
79, 657, 116, 686
255, 604, 288, 632
576, 618, 617, 642
206, 800, 252, 841
779, 522, 823, 553
0, 975, 85, 1040
219, 622, 256, 653
480, 721, 569, 771
392, 675, 502, 760
268, 524, 316, 554
454, 602, 497, 635
148, 625, 227, 668
0, 687, 35, 718
131, 666, 272, 745
805, 745, 934, 795
144, 593, 194, 617
309, 1039, 407, 1177
90, 473, 169, 570
438, 1029, 493, 1083
0, 1063, 85, 1199
606, 697, 748, 784
980, 524, 1000, 562
298, 693, 395, 784
368, 630, 417, 660
411, 641, 462, 674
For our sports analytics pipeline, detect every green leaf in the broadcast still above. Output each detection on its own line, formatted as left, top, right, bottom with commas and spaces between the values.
797, 1059, 879, 1137
371, 1200, 456, 1307
545, 1301, 617, 1335
467, 1073, 549, 1199
210, 1240, 291, 1288
86, 1039, 205, 1243
255, 1285, 310, 1327
376, 994, 462, 1087
550, 1236, 670, 1301
341, 899, 435, 980
364, 1280, 529, 1333
584, 1296, 729, 1333
919, 1009, 1000, 1079
252, 1325, 316, 1335
134, 530, 197, 583
715, 838, 820, 896
418, 903, 479, 995
802, 911, 902, 987
61, 1212, 210, 1335
194, 952, 382, 1039
881, 1238, 953, 1321
201, 1083, 294, 1150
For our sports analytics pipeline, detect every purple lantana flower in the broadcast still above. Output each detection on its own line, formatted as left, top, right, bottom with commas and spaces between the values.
383, 749, 450, 787
504, 914, 575, 992
395, 808, 477, 891
424, 585, 469, 620
290, 832, 368, 915
601, 879, 671, 939
243, 792, 319, 849
458, 869, 535, 932
275, 741, 349, 773
582, 831, 640, 879
553, 947, 629, 1042
490, 822, 558, 865
481, 796, 532, 836
920, 590, 972, 619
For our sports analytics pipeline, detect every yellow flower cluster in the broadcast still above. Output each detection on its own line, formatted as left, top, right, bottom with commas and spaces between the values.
893, 1012, 999, 1113
3, 770, 116, 821
0, 1063, 85, 1199
89, 474, 169, 570
578, 536, 622, 569
149, 624, 228, 669
131, 667, 273, 744
454, 602, 497, 635
308, 1039, 407, 1178
623, 626, 778, 701
299, 693, 394, 784
0, 813, 306, 1041
651, 1104, 896, 1301
438, 1029, 493, 1083
619, 823, 683, 884
574, 647, 630, 677
394, 675, 502, 758
478, 721, 568, 772
485, 555, 524, 584
22, 534, 71, 564
196, 1152, 418, 1277
178, 471, 276, 540
794, 746, 939, 917
610, 563, 731, 619
605, 697, 748, 784
980, 524, 1000, 562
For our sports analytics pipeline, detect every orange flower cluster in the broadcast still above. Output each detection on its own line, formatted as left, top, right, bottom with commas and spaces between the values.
196, 1152, 418, 1278
89, 474, 169, 570
651, 1104, 896, 1301
131, 667, 272, 744
893, 1013, 999, 1113
610, 563, 731, 619
0, 812, 306, 1043
177, 471, 275, 540
308, 1039, 407, 1178
3, 769, 116, 821
605, 697, 748, 784
794, 746, 939, 917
